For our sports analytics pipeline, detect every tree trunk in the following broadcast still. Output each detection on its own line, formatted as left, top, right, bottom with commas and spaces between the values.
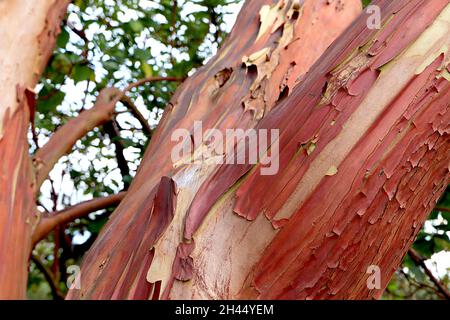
69, 0, 450, 300
0, 0, 69, 299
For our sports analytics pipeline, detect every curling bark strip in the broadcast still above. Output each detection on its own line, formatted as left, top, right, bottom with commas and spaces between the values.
68, 0, 362, 299
0, 0, 70, 299
180, 0, 450, 299
66, 0, 449, 300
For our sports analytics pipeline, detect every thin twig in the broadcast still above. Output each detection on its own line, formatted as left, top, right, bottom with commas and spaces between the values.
400, 268, 444, 298
124, 76, 184, 93
33, 77, 183, 190
120, 95, 153, 137
32, 191, 126, 246
66, 20, 88, 43
103, 120, 131, 189
408, 248, 450, 300
30, 255, 64, 300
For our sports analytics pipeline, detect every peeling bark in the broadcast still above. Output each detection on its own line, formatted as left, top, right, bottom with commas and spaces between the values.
68, 0, 362, 299
0, 0, 70, 299
0, 0, 442, 301
180, 0, 450, 299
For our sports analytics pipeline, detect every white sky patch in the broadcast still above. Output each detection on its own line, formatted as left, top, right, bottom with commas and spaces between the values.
427, 251, 450, 278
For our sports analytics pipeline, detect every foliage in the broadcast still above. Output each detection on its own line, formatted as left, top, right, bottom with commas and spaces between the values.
362, 0, 372, 8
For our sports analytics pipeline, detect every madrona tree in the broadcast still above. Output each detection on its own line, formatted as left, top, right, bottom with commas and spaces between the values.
0, 0, 449, 299
69, 0, 450, 299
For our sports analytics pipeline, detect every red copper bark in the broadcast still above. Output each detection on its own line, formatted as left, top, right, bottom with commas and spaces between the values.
0, 0, 70, 299
69, 0, 450, 300
68, 0, 363, 299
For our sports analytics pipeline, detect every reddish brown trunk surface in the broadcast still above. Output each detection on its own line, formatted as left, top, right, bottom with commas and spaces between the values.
69, 0, 450, 300
68, 0, 362, 299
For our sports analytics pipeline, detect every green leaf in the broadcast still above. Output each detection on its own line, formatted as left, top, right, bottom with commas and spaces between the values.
413, 238, 433, 259
123, 175, 133, 186
441, 210, 450, 221
103, 60, 120, 71
134, 48, 152, 61
71, 64, 95, 83
73, 0, 87, 11
51, 53, 72, 74
129, 20, 144, 33
37, 90, 65, 114
434, 237, 450, 251
141, 62, 153, 77
87, 215, 108, 234
56, 28, 70, 48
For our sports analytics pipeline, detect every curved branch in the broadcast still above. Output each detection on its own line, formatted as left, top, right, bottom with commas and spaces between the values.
33, 87, 123, 190
32, 191, 126, 246
120, 95, 153, 137
408, 248, 450, 300
124, 76, 184, 93
31, 254, 64, 300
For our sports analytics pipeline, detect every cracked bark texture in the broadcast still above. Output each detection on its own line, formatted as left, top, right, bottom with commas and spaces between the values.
0, 0, 70, 298
69, 0, 449, 300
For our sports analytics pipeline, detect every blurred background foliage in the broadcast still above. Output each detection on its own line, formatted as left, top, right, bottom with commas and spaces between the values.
28, 0, 449, 300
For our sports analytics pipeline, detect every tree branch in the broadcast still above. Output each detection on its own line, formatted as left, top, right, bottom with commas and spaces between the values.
33, 77, 183, 192
124, 76, 184, 93
30, 254, 64, 300
435, 207, 450, 213
408, 248, 450, 300
32, 191, 126, 246
400, 268, 444, 298
33, 87, 123, 191
66, 21, 88, 43
103, 120, 131, 189
120, 95, 153, 137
